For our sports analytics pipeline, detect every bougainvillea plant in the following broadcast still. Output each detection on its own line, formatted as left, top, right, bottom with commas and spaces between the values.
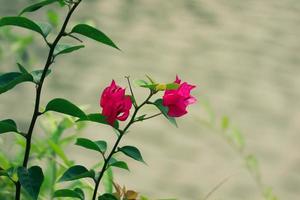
0, 1, 196, 200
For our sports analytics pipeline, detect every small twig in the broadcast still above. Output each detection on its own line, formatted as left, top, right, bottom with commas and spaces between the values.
134, 112, 162, 122
91, 91, 154, 200
64, 32, 83, 43
37, 111, 44, 116
14, 1, 82, 199
8, 176, 16, 184
125, 76, 137, 108
202, 174, 234, 200
100, 152, 105, 161
145, 101, 154, 105
43, 38, 51, 48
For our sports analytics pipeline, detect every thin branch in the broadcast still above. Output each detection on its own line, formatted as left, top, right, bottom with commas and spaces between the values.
143, 112, 162, 120
43, 37, 51, 48
125, 76, 137, 108
100, 152, 106, 161
134, 112, 162, 123
91, 90, 154, 200
202, 174, 233, 200
64, 32, 83, 43
14, 1, 82, 200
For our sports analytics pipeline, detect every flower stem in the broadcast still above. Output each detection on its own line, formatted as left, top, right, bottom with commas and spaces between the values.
125, 76, 137, 108
134, 112, 162, 122
92, 91, 154, 200
14, 1, 82, 200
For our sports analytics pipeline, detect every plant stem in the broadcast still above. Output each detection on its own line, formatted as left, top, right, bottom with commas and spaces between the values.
125, 76, 137, 108
92, 91, 154, 200
50, 152, 57, 199
65, 32, 83, 43
14, 2, 81, 200
134, 112, 162, 122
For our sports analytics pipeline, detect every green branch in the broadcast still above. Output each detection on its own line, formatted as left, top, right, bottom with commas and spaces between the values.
91, 90, 155, 200
15, 1, 82, 200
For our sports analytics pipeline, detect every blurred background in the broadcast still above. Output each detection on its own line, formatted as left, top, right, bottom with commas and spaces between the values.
0, 0, 300, 199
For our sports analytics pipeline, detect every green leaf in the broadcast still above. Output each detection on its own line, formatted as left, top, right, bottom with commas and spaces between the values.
0, 119, 18, 134
0, 152, 11, 170
77, 113, 119, 129
118, 146, 145, 163
0, 17, 46, 37
49, 117, 74, 142
135, 114, 147, 122
71, 24, 120, 50
134, 79, 149, 87
7, 167, 18, 180
135, 79, 178, 91
30, 69, 51, 84
153, 99, 177, 127
134, 79, 157, 90
54, 44, 85, 56
36, 22, 52, 37
17, 63, 29, 74
54, 188, 84, 200
228, 128, 245, 150
109, 158, 129, 171
45, 98, 86, 119
17, 166, 44, 200
98, 194, 118, 200
140, 196, 150, 200
58, 0, 66, 6
74, 188, 85, 200
1, 167, 19, 182
48, 140, 71, 166
75, 138, 107, 154
47, 10, 59, 27
263, 187, 279, 200
54, 189, 81, 199
245, 154, 260, 177
102, 167, 113, 193
166, 83, 179, 90
145, 75, 156, 84
58, 165, 95, 182
19, 0, 59, 15
221, 116, 230, 130
0, 72, 33, 94
0, 168, 8, 177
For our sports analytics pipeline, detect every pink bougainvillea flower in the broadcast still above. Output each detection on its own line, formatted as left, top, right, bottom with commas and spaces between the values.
163, 76, 196, 117
100, 80, 132, 125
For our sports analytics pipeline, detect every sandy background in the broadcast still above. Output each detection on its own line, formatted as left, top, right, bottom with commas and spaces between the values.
0, 0, 300, 199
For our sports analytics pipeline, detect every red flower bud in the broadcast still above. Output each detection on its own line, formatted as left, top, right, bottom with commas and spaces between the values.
100, 80, 132, 125
162, 76, 196, 117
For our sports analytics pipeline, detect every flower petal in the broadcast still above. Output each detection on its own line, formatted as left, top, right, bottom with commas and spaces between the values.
100, 80, 133, 125
162, 76, 196, 118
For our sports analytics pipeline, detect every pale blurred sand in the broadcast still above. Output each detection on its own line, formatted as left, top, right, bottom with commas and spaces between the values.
0, 0, 300, 199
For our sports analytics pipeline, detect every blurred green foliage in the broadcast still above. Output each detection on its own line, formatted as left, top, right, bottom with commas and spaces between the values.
199, 99, 279, 200
0, 112, 88, 200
